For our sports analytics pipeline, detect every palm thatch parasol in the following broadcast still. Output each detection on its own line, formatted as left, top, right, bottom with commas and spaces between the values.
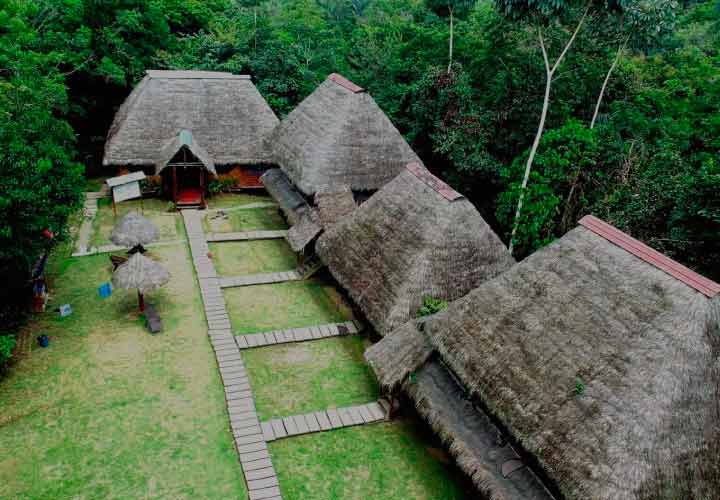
112, 252, 170, 311
111, 212, 159, 253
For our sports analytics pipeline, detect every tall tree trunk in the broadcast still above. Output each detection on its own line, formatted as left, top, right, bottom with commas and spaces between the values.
508, 4, 591, 254
590, 35, 629, 129
447, 7, 454, 74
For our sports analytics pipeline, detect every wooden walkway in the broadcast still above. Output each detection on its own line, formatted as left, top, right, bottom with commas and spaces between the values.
74, 190, 108, 254
206, 230, 288, 243
182, 209, 283, 500
261, 400, 389, 442
219, 271, 302, 288
236, 321, 363, 349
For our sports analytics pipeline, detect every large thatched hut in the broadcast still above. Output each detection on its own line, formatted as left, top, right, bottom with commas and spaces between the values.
103, 70, 278, 207
266, 73, 421, 196
316, 162, 515, 336
366, 216, 720, 500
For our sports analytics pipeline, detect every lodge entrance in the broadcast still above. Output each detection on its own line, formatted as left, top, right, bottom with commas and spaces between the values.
157, 130, 216, 209
172, 161, 206, 207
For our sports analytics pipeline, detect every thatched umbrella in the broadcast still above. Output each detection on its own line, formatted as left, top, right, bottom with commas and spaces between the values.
111, 212, 159, 253
112, 252, 170, 311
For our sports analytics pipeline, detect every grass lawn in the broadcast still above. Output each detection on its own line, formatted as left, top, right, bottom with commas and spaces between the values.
224, 280, 353, 335
0, 244, 246, 499
270, 419, 470, 500
203, 207, 287, 234
90, 197, 182, 248
209, 240, 297, 277
85, 176, 107, 192
243, 337, 379, 420
206, 192, 273, 209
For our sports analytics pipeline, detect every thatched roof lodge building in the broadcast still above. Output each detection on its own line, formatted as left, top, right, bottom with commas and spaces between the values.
103, 70, 278, 206
366, 215, 720, 500
316, 162, 515, 336
264, 73, 421, 197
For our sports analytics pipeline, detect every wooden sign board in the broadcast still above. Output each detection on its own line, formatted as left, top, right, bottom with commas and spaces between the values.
112, 181, 142, 203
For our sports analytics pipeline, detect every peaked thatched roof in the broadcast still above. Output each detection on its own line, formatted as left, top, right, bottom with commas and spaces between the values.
368, 220, 720, 500
266, 73, 421, 195
315, 186, 357, 226
112, 252, 170, 294
156, 130, 216, 175
110, 212, 159, 248
316, 164, 515, 335
103, 70, 278, 167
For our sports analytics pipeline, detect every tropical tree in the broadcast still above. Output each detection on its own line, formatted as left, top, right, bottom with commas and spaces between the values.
426, 0, 477, 73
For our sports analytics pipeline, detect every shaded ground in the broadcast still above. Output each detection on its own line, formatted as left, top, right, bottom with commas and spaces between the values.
0, 243, 246, 499
243, 337, 379, 420
90, 198, 182, 248
203, 207, 287, 234
270, 420, 470, 500
210, 240, 297, 277
224, 280, 353, 335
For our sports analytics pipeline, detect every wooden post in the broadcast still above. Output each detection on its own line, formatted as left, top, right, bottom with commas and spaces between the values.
112, 194, 117, 218
138, 291, 145, 312
200, 168, 206, 208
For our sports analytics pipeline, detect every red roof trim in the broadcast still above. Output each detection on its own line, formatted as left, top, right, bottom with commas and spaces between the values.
328, 73, 364, 93
406, 162, 464, 201
579, 215, 720, 298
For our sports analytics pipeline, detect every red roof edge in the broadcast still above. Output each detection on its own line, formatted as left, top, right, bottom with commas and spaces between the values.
328, 73, 365, 93
579, 215, 720, 298
405, 162, 463, 202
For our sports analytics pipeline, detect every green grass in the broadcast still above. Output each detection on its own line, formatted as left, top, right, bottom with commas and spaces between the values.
209, 240, 297, 277
270, 420, 470, 500
243, 337, 379, 420
203, 207, 287, 234
0, 245, 246, 499
90, 197, 182, 248
84, 176, 107, 192
224, 280, 353, 334
206, 192, 273, 209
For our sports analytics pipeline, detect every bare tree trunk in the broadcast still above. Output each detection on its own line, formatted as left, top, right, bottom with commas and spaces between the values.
254, 7, 258, 54
508, 4, 591, 254
447, 7, 454, 74
590, 35, 629, 129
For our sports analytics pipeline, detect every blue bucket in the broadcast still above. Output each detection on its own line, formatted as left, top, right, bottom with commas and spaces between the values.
37, 335, 49, 348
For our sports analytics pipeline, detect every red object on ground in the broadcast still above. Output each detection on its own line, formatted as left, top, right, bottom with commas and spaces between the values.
579, 215, 720, 298
42, 229, 54, 239
177, 188, 203, 205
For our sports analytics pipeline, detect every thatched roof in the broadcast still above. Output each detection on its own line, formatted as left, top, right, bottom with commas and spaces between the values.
266, 73, 421, 195
110, 212, 159, 248
112, 252, 170, 294
103, 70, 278, 167
156, 129, 216, 175
369, 218, 720, 500
315, 186, 356, 226
286, 210, 322, 253
316, 163, 515, 335
260, 168, 310, 226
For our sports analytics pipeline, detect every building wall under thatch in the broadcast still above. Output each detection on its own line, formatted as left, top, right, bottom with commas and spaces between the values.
104, 70, 278, 168
416, 225, 720, 500
316, 166, 514, 336
266, 74, 421, 196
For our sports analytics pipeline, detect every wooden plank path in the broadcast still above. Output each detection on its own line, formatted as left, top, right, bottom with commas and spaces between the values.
236, 321, 363, 349
219, 270, 302, 288
206, 230, 288, 243
74, 190, 109, 254
261, 400, 389, 442
181, 209, 283, 500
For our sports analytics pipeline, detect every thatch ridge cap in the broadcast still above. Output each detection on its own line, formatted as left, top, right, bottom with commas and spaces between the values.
327, 72, 365, 93
145, 69, 251, 80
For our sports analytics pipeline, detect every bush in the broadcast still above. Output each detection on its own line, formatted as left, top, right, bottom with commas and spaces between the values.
418, 296, 449, 317
0, 334, 16, 367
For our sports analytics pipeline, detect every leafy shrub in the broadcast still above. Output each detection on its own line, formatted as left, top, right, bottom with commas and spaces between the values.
0, 334, 16, 367
418, 296, 449, 317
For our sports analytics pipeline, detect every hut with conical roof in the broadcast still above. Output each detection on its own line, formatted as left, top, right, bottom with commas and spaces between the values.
366, 215, 720, 500
103, 70, 278, 207
316, 162, 515, 336
265, 73, 421, 197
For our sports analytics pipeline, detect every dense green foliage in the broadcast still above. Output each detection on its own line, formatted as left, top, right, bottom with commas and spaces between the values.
1, 0, 718, 364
